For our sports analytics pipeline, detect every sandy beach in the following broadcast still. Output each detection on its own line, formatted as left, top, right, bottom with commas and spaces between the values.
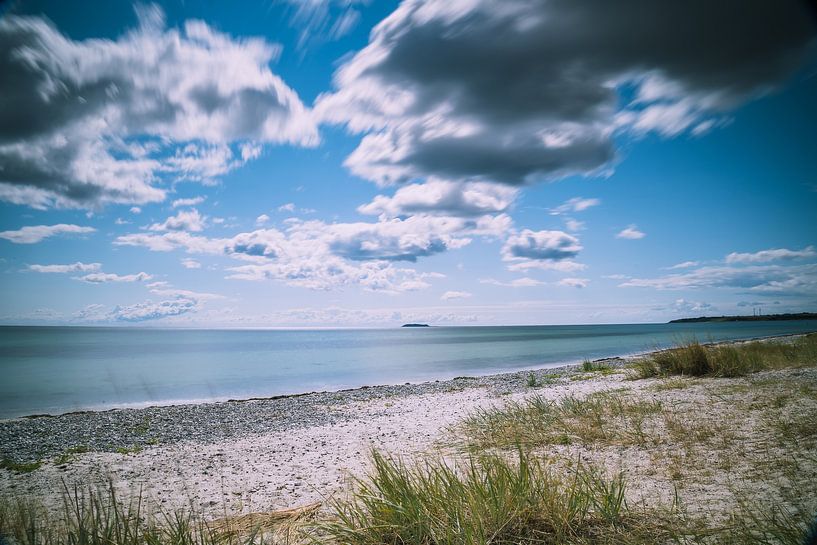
2, 333, 816, 534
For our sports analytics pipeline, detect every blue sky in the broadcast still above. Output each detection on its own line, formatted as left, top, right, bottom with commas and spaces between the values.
1, 0, 816, 327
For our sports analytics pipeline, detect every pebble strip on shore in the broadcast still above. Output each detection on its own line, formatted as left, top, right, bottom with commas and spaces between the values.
0, 357, 625, 464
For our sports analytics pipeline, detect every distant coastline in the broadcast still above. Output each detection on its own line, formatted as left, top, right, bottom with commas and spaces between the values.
669, 312, 817, 324
401, 323, 430, 327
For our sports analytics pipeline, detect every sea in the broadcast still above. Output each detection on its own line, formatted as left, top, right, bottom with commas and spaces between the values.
1, 321, 815, 419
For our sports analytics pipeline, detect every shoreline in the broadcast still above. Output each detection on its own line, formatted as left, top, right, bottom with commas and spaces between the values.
1, 330, 815, 523
2, 330, 812, 423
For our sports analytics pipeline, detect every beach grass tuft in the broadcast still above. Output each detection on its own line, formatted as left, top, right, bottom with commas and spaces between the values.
456, 391, 661, 450
312, 448, 668, 545
632, 333, 817, 379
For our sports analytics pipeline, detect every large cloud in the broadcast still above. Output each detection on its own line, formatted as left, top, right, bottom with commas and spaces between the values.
0, 6, 317, 209
317, 0, 815, 187
620, 263, 817, 295
358, 179, 517, 218
115, 213, 510, 291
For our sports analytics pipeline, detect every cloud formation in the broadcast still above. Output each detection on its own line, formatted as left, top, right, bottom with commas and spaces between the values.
359, 180, 517, 218
76, 272, 152, 283
558, 278, 589, 288
111, 298, 198, 322
148, 209, 206, 232
503, 230, 583, 261
318, 0, 814, 189
725, 246, 816, 264
171, 196, 206, 208
28, 262, 101, 273
441, 290, 472, 301
115, 213, 512, 291
621, 263, 817, 295
0, 224, 95, 244
550, 197, 601, 215
616, 225, 646, 240
0, 6, 316, 209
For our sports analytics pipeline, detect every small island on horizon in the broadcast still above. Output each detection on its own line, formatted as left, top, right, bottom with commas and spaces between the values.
401, 323, 430, 327
669, 312, 817, 324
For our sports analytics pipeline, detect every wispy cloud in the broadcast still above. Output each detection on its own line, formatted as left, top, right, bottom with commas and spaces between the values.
666, 260, 699, 269
725, 246, 816, 264
549, 197, 600, 215
441, 290, 472, 301
0, 224, 95, 244
76, 272, 152, 284
620, 263, 817, 295
616, 225, 646, 240
557, 277, 589, 288
171, 196, 206, 208
480, 277, 544, 288
28, 262, 101, 273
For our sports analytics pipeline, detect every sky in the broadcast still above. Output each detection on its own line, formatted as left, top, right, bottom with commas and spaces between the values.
0, 0, 816, 327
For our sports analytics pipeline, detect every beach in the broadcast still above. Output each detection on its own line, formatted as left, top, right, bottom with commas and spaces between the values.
2, 332, 816, 534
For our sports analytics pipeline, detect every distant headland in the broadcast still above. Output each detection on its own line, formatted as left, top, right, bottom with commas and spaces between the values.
669, 312, 817, 324
401, 323, 430, 327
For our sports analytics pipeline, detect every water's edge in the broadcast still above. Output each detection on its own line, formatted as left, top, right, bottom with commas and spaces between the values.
4, 330, 810, 422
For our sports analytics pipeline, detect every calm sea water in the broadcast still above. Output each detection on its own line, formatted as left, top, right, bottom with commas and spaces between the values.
1, 321, 815, 418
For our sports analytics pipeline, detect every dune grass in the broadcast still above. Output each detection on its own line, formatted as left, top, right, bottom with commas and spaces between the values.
456, 391, 662, 450
0, 482, 306, 545
631, 333, 817, 379
313, 449, 670, 545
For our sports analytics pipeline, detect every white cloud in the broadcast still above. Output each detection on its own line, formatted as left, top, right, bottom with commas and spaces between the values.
557, 277, 589, 288
480, 277, 544, 288
72, 303, 108, 321
725, 246, 816, 264
502, 229, 582, 270
278, 203, 296, 212
130, 207, 142, 214
181, 258, 202, 269
76, 272, 152, 283
28, 262, 101, 273
564, 219, 585, 232
441, 290, 472, 300
111, 298, 198, 322
114, 212, 517, 292
0, 224, 96, 244
616, 225, 646, 239
506, 260, 587, 273
147, 286, 224, 301
148, 209, 206, 232
316, 0, 813, 189
359, 180, 517, 218
668, 298, 713, 313
667, 260, 699, 269
549, 197, 600, 215
0, 8, 317, 209
620, 263, 817, 295
171, 196, 206, 208
256, 214, 271, 226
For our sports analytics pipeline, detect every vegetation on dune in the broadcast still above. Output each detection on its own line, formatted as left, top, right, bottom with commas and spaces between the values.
631, 333, 817, 379
457, 391, 661, 450
314, 449, 669, 545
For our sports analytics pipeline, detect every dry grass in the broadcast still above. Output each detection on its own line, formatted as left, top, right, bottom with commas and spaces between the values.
631, 333, 817, 379
456, 390, 662, 450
